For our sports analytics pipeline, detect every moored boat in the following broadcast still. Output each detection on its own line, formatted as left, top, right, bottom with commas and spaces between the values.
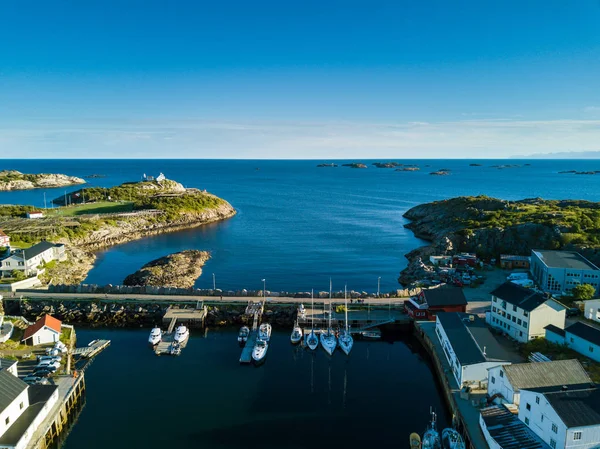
238, 326, 250, 344
360, 329, 382, 340
410, 432, 422, 449
338, 285, 353, 355
148, 326, 162, 346
441, 428, 465, 449
174, 325, 189, 343
290, 323, 303, 345
297, 303, 306, 319
252, 339, 268, 363
320, 329, 337, 355
259, 323, 272, 342
422, 410, 441, 449
306, 289, 319, 350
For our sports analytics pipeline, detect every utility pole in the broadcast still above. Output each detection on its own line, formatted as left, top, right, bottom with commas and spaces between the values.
377, 276, 381, 298
262, 279, 266, 302
212, 273, 216, 290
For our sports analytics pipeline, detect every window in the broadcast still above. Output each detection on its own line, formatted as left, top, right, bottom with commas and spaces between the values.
20, 402, 24, 409
526, 403, 531, 411
574, 432, 582, 441
507, 314, 512, 320
589, 346, 594, 353
512, 316, 516, 322
491, 376, 495, 384
520, 331, 523, 337
541, 415, 544, 422
502, 301, 507, 309
513, 305, 517, 312
525, 417, 530, 425
550, 439, 556, 449
493, 297, 497, 302
517, 319, 522, 325
524, 311, 528, 317
500, 370, 504, 378
535, 396, 540, 404
552, 424, 558, 433
5, 417, 9, 425
492, 307, 497, 313
570, 337, 574, 343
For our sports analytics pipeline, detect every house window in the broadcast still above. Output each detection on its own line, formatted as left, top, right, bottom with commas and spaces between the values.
512, 316, 516, 322
517, 319, 522, 325
513, 305, 517, 312
499, 370, 504, 378
550, 439, 556, 449
536, 396, 540, 404
541, 415, 544, 422
526, 403, 531, 411
552, 423, 558, 433
492, 307, 497, 313
493, 297, 497, 302
574, 432, 582, 441
491, 376, 496, 384
590, 346, 594, 353
20, 402, 24, 409
570, 337, 574, 343
507, 314, 512, 320
525, 417, 530, 425
520, 331, 523, 337
502, 301, 507, 309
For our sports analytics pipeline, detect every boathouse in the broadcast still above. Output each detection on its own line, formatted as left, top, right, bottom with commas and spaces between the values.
435, 312, 512, 387
405, 286, 467, 320
545, 321, 600, 363
22, 315, 62, 346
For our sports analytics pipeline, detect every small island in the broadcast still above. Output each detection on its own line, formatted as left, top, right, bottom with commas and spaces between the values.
469, 163, 482, 167
372, 162, 401, 168
316, 163, 338, 167
342, 163, 368, 169
430, 169, 451, 176
123, 250, 210, 288
395, 167, 420, 172
0, 170, 85, 191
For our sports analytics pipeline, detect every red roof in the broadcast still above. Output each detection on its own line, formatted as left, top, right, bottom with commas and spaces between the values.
23, 314, 62, 340
0, 229, 7, 237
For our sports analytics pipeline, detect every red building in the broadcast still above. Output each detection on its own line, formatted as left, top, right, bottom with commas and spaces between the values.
404, 286, 468, 320
452, 253, 478, 267
0, 229, 9, 247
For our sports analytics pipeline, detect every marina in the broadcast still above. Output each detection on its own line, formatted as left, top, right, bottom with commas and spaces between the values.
153, 304, 207, 355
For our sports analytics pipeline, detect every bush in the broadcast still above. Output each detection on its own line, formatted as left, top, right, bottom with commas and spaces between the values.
11, 270, 25, 281
572, 284, 596, 300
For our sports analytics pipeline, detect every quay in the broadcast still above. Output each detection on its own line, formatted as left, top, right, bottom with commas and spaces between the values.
239, 300, 265, 364
155, 304, 206, 355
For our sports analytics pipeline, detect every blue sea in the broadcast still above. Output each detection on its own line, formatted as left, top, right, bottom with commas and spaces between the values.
2, 159, 600, 293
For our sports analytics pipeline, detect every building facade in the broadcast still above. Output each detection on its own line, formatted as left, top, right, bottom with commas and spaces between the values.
404, 287, 468, 320
22, 315, 62, 346
0, 231, 9, 248
583, 299, 600, 324
530, 250, 600, 295
500, 255, 531, 270
0, 241, 66, 278
489, 282, 566, 343
545, 322, 600, 363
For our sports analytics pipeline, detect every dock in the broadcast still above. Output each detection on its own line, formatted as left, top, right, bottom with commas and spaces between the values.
154, 304, 206, 355
71, 339, 111, 359
239, 300, 265, 364
297, 306, 407, 334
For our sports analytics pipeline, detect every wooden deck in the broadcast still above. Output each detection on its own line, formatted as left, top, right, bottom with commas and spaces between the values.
71, 339, 111, 358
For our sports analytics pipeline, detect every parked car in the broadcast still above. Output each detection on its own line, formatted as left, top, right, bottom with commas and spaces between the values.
23, 375, 50, 385
37, 355, 62, 363
32, 369, 54, 378
566, 308, 581, 317
35, 360, 60, 370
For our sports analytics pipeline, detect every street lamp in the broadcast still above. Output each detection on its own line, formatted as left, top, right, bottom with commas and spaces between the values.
377, 277, 381, 298
262, 279, 266, 302
212, 273, 216, 291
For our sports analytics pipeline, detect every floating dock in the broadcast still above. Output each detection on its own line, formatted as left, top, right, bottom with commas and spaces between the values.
72, 339, 111, 359
239, 300, 265, 364
155, 304, 207, 355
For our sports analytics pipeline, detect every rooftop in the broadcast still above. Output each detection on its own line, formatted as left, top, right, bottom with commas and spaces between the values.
437, 312, 512, 365
480, 405, 550, 449
422, 286, 468, 307
0, 370, 27, 411
501, 255, 531, 261
23, 314, 62, 341
491, 282, 552, 312
532, 250, 599, 271
544, 324, 566, 337
502, 360, 591, 392
22, 240, 59, 260
524, 384, 600, 428
565, 321, 600, 347
0, 358, 17, 372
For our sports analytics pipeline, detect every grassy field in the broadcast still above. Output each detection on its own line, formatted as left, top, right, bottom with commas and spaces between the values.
49, 201, 134, 217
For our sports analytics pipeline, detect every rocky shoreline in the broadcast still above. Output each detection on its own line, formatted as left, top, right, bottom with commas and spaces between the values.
0, 170, 85, 191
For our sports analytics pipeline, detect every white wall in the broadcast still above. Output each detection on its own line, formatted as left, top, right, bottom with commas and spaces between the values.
530, 301, 566, 339
12, 388, 59, 449
462, 361, 510, 388
435, 318, 462, 385
565, 332, 600, 363
490, 294, 534, 343
31, 327, 60, 346
487, 365, 517, 404
0, 389, 29, 441
584, 300, 600, 324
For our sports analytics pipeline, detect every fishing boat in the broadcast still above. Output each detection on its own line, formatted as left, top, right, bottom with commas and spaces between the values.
259, 323, 272, 342
290, 322, 303, 345
148, 326, 162, 346
297, 303, 306, 319
252, 339, 268, 363
360, 329, 382, 340
422, 410, 441, 449
173, 325, 190, 343
441, 429, 465, 449
410, 433, 422, 449
306, 289, 319, 350
338, 285, 354, 355
238, 326, 250, 344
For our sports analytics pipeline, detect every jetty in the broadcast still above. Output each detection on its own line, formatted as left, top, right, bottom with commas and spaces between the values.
239, 300, 265, 364
155, 303, 207, 355
71, 339, 111, 359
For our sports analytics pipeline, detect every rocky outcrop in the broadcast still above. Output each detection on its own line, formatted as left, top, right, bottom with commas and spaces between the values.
123, 250, 210, 288
396, 167, 420, 171
0, 170, 85, 191
342, 163, 368, 169
39, 246, 96, 285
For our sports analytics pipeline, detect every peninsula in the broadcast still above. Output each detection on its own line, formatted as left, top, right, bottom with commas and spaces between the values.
399, 195, 600, 285
123, 250, 210, 288
0, 177, 235, 284
0, 170, 85, 190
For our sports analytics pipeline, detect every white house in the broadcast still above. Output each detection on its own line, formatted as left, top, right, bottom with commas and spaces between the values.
480, 404, 551, 449
530, 250, 600, 295
0, 241, 66, 278
519, 384, 600, 449
0, 367, 59, 449
22, 315, 62, 346
0, 358, 18, 377
435, 312, 512, 387
545, 322, 600, 363
25, 211, 44, 219
489, 282, 566, 343
583, 299, 600, 324
487, 360, 591, 406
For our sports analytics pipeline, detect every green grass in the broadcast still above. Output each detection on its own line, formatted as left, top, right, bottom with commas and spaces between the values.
48, 201, 134, 217
8, 241, 32, 249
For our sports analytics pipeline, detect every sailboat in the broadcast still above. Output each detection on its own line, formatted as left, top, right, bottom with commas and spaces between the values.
422, 409, 441, 449
441, 429, 465, 449
320, 289, 337, 355
306, 289, 319, 350
338, 285, 354, 355
290, 321, 303, 345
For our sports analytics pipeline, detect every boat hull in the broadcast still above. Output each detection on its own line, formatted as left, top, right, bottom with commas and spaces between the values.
320, 333, 337, 355
338, 336, 353, 355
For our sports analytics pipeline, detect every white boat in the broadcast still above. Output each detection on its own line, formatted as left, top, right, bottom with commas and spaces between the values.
259, 323, 272, 342
173, 325, 189, 343
320, 329, 337, 355
441, 428, 465, 449
306, 289, 319, 350
360, 329, 382, 340
338, 285, 354, 355
422, 410, 441, 449
290, 323, 303, 345
238, 326, 250, 344
298, 303, 306, 319
252, 339, 268, 363
148, 327, 162, 346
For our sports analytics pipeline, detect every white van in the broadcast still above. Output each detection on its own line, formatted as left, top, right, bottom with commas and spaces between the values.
507, 272, 528, 281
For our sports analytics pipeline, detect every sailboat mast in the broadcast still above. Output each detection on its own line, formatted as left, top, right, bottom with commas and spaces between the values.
311, 289, 314, 330
344, 285, 348, 333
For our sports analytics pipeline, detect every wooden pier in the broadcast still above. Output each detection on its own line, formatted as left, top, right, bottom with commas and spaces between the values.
239, 300, 265, 364
71, 339, 111, 359
297, 306, 406, 334
154, 304, 206, 355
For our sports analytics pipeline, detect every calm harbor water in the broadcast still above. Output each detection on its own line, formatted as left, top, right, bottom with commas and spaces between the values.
64, 329, 450, 449
2, 159, 600, 293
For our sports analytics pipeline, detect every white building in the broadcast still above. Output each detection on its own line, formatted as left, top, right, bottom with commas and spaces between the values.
435, 312, 512, 388
519, 384, 600, 449
489, 282, 566, 343
25, 211, 44, 219
22, 315, 62, 346
530, 250, 600, 295
0, 359, 18, 377
545, 322, 600, 363
487, 360, 591, 406
0, 367, 59, 449
583, 299, 600, 324
480, 404, 551, 449
0, 241, 66, 278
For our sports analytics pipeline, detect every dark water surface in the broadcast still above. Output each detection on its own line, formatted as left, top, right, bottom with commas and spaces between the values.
63, 329, 449, 449
2, 159, 600, 293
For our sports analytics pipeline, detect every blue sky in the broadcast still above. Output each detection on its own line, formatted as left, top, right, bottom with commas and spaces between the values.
1, 0, 600, 158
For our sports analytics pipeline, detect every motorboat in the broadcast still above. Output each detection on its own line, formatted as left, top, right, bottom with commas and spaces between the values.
422, 410, 441, 449
306, 329, 319, 350
290, 323, 303, 345
259, 323, 272, 342
252, 339, 269, 363
360, 329, 382, 340
238, 326, 250, 344
173, 325, 189, 343
297, 303, 306, 319
338, 286, 354, 355
148, 326, 162, 346
410, 433, 422, 449
441, 429, 465, 449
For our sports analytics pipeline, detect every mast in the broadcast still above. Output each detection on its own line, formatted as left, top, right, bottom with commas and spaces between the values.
311, 289, 314, 331
344, 284, 348, 333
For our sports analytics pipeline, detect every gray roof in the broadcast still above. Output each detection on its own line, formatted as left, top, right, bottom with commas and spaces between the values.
524, 385, 600, 428
22, 240, 57, 260
545, 324, 565, 337
480, 405, 550, 449
0, 370, 28, 411
491, 282, 551, 312
0, 358, 17, 372
532, 250, 599, 271
565, 321, 600, 347
422, 287, 467, 307
503, 360, 591, 392
437, 312, 512, 365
